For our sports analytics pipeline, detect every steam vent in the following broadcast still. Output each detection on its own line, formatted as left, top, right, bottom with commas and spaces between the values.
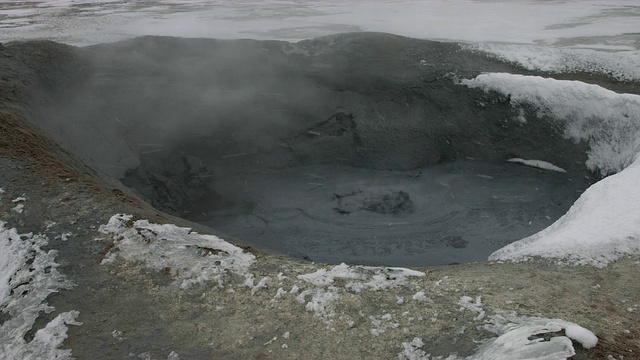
1, 33, 639, 359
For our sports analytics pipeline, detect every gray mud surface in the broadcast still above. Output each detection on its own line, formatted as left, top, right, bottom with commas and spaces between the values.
0, 33, 638, 359
202, 161, 587, 266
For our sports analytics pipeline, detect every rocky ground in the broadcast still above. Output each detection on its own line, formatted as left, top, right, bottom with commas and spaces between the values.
1, 34, 639, 359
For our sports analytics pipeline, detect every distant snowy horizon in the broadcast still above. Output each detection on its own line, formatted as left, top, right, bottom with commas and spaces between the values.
1, 0, 639, 51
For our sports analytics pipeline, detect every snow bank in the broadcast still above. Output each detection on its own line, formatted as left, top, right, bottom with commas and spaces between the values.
461, 73, 640, 176
490, 158, 640, 267
507, 158, 566, 173
98, 214, 255, 288
0, 221, 80, 359
467, 44, 640, 82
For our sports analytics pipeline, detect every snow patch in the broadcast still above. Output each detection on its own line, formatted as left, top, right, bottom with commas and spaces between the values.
370, 314, 400, 337
111, 330, 124, 341
458, 296, 485, 321
271, 287, 287, 302
295, 288, 340, 321
412, 291, 432, 303
398, 337, 459, 360
297, 264, 424, 292
297, 263, 364, 286
398, 337, 427, 360
98, 214, 256, 288
507, 158, 566, 173
295, 263, 424, 321
56, 232, 72, 242
467, 43, 640, 82
0, 221, 80, 359
249, 277, 269, 295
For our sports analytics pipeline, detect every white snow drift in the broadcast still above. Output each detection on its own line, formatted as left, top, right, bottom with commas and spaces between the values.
98, 214, 256, 289
468, 44, 640, 82
0, 221, 80, 360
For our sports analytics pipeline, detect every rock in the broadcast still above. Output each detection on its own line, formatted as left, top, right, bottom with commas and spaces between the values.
121, 153, 219, 216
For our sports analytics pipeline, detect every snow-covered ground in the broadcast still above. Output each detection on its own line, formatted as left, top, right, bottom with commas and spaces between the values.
1, 0, 639, 50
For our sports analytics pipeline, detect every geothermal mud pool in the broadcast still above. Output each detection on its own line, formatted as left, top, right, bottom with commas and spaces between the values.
13, 33, 595, 267
198, 161, 586, 266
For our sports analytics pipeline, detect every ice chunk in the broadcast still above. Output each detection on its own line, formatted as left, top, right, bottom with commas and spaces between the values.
507, 158, 566, 173
474, 321, 575, 359
476, 313, 598, 360
564, 324, 597, 349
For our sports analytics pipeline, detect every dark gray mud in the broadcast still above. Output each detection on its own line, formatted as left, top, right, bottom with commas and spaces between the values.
199, 161, 587, 266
